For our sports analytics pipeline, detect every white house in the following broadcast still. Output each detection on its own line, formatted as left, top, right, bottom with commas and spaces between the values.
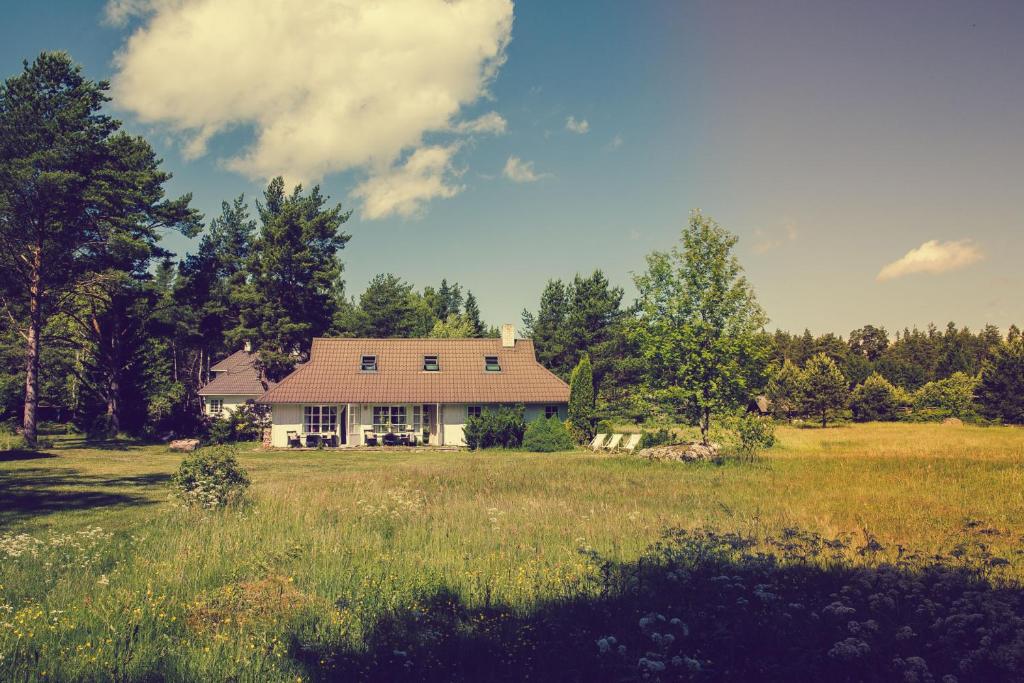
256, 325, 569, 448
198, 349, 275, 418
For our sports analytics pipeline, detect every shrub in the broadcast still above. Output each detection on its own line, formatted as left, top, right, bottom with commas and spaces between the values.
522, 416, 576, 452
596, 419, 615, 436
638, 427, 674, 449
206, 402, 271, 444
732, 413, 776, 459
850, 372, 900, 422
464, 406, 526, 449
568, 353, 595, 443
915, 371, 979, 418
170, 445, 250, 509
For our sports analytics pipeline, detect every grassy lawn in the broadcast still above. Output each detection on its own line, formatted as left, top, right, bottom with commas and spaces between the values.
1, 422, 1023, 680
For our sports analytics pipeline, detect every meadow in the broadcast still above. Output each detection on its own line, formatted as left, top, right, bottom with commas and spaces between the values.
1, 422, 1023, 681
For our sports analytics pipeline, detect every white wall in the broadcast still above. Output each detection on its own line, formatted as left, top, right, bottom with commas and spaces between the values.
203, 395, 258, 419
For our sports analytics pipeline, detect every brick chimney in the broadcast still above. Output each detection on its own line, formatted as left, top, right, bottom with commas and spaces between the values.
501, 324, 516, 348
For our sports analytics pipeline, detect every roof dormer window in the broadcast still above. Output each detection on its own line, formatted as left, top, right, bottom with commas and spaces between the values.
423, 355, 440, 371
484, 355, 501, 372
361, 355, 377, 372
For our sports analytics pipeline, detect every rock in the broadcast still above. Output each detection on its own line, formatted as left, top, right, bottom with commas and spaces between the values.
942, 417, 964, 426
169, 438, 200, 452
637, 442, 720, 463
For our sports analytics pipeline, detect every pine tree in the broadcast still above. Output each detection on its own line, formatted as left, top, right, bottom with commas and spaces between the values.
228, 178, 350, 380
977, 339, 1024, 423
766, 359, 805, 419
463, 291, 485, 337
801, 353, 849, 427
568, 353, 595, 443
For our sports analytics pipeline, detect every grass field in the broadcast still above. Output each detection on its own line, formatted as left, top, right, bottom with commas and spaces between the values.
1, 422, 1023, 680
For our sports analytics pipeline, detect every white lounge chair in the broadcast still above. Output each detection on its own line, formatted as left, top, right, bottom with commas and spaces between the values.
622, 433, 641, 451
590, 433, 608, 450
605, 433, 623, 450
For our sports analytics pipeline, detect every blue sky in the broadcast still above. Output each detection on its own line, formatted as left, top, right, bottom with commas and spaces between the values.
2, 1, 1022, 335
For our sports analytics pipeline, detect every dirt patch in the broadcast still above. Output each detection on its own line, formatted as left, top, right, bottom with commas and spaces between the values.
186, 575, 310, 633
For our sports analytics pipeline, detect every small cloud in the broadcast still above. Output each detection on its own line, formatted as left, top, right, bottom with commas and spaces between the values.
353, 144, 464, 220
503, 155, 548, 183
605, 134, 624, 150
753, 222, 798, 254
451, 112, 507, 135
876, 239, 983, 281
565, 116, 590, 134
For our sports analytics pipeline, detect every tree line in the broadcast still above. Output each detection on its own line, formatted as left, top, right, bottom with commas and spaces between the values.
2, 53, 1023, 448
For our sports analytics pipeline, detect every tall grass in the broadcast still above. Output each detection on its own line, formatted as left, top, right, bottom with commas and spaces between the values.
1, 424, 1022, 680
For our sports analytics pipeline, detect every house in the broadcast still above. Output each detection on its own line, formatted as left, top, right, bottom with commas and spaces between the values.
257, 325, 569, 447
198, 349, 275, 418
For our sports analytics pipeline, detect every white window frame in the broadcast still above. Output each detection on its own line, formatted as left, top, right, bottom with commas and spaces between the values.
423, 354, 440, 371
208, 399, 223, 415
373, 405, 421, 433
361, 355, 377, 372
304, 405, 338, 433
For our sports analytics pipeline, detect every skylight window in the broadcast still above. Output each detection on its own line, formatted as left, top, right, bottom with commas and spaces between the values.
423, 355, 440, 371
361, 355, 377, 372
484, 355, 501, 372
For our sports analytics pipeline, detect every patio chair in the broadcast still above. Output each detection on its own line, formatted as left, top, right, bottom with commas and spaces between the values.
323, 434, 339, 448
363, 430, 378, 446
622, 433, 641, 452
590, 433, 608, 450
605, 434, 624, 450
286, 431, 301, 448
382, 432, 400, 447
305, 434, 321, 448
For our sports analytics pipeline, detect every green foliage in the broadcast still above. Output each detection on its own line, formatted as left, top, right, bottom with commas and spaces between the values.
850, 372, 900, 422
228, 178, 351, 380
462, 291, 486, 337
568, 353, 595, 443
766, 359, 805, 419
801, 353, 850, 427
521, 416, 576, 452
428, 313, 475, 338
977, 339, 1024, 423
914, 371, 978, 418
629, 211, 768, 444
464, 406, 526, 449
638, 427, 675, 449
170, 445, 250, 509
731, 413, 776, 459
206, 403, 270, 445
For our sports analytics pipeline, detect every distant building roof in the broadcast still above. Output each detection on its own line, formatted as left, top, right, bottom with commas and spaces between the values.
199, 351, 275, 396
258, 337, 569, 405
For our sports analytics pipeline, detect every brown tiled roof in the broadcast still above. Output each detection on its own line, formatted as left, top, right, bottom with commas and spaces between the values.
257, 338, 569, 404
199, 351, 275, 396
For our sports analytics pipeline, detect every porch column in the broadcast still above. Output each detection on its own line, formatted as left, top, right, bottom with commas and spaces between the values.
437, 403, 443, 446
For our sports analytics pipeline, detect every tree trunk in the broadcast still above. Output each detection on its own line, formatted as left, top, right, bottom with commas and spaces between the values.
107, 375, 120, 435
700, 408, 711, 445
821, 410, 827, 428
22, 245, 43, 447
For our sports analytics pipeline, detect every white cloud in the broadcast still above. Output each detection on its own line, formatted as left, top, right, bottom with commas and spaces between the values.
451, 111, 507, 135
876, 239, 983, 281
606, 134, 623, 150
109, 0, 513, 216
503, 155, 547, 183
752, 222, 798, 253
565, 115, 589, 134
353, 145, 463, 219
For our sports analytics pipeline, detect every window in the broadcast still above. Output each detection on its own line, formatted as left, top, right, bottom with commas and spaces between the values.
423, 354, 440, 371
304, 405, 338, 433
373, 405, 421, 433
467, 405, 482, 418
361, 355, 377, 372
544, 405, 560, 419
208, 399, 223, 415
484, 355, 501, 372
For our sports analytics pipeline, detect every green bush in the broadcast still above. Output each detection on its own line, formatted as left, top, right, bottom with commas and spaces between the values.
464, 406, 526, 449
638, 427, 675, 449
522, 416, 576, 452
170, 445, 251, 509
915, 372, 979, 419
732, 413, 776, 460
206, 402, 271, 444
850, 373, 900, 422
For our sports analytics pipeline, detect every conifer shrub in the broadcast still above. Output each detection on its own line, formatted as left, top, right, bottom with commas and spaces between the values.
522, 416, 576, 452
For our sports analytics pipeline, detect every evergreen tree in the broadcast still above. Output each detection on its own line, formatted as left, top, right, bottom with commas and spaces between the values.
463, 291, 486, 337
228, 178, 350, 380
522, 279, 570, 374
629, 211, 767, 444
850, 372, 899, 422
356, 273, 420, 338
977, 339, 1024, 423
801, 353, 849, 427
0, 53, 199, 445
766, 359, 805, 419
568, 353, 595, 443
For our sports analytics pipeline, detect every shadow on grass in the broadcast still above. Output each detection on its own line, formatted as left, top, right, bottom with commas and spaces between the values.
291, 528, 1024, 682
0, 467, 168, 528
0, 449, 57, 462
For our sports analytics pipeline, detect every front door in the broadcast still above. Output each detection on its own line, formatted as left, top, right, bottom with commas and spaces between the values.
423, 404, 438, 445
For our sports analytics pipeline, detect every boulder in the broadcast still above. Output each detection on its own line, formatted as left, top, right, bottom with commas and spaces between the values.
169, 438, 200, 452
637, 442, 719, 463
